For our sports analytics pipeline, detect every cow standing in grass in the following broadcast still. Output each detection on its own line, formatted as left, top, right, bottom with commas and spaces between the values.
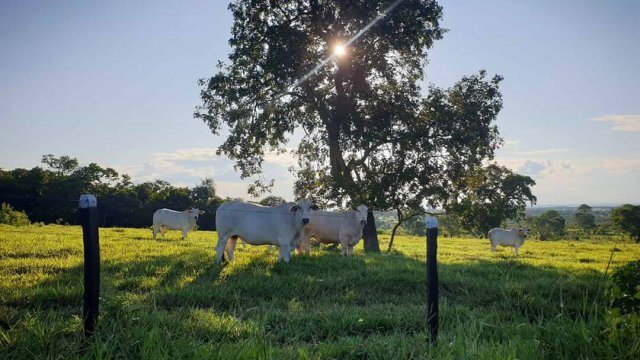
153, 208, 204, 240
214, 198, 317, 263
488, 228, 529, 255
298, 205, 368, 256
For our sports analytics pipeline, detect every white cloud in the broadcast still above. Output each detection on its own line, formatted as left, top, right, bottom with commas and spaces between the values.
153, 148, 218, 162
494, 155, 640, 205
591, 115, 640, 132
518, 160, 550, 176
497, 156, 640, 176
111, 148, 298, 198
515, 148, 571, 157
502, 139, 520, 148
263, 148, 298, 168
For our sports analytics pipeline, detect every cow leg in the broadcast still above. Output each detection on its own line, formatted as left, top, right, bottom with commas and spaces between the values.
490, 239, 496, 253
160, 226, 166, 239
304, 235, 312, 255
347, 244, 355, 256
181, 228, 188, 240
225, 237, 238, 261
278, 244, 291, 263
295, 234, 306, 255
296, 233, 311, 255
215, 233, 230, 263
515, 245, 519, 256
340, 238, 349, 256
153, 224, 158, 239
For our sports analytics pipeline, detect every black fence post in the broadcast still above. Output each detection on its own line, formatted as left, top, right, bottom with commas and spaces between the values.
78, 194, 100, 337
426, 215, 439, 344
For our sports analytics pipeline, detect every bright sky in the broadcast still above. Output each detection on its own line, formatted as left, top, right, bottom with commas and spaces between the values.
1, 0, 639, 206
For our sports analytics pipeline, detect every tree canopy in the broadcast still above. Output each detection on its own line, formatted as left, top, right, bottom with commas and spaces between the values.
574, 204, 596, 232
611, 204, 640, 243
448, 164, 536, 237
197, 0, 503, 207
0, 155, 221, 229
259, 195, 288, 207
529, 210, 566, 240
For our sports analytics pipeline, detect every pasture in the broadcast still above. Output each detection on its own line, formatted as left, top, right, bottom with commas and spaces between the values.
1, 225, 638, 359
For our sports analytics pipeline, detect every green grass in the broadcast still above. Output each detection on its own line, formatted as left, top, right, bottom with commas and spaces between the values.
1, 224, 639, 359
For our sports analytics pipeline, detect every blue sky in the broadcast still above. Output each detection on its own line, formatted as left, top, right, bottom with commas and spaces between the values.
1, 0, 639, 206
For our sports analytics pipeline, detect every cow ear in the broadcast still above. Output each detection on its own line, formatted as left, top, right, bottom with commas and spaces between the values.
310, 204, 319, 211
289, 205, 300, 212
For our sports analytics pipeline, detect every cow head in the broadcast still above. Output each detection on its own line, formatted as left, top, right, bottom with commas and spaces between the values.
185, 208, 204, 228
289, 198, 317, 226
518, 228, 529, 238
355, 205, 368, 227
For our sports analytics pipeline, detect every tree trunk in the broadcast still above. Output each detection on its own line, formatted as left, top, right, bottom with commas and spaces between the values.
362, 210, 380, 253
387, 209, 403, 253
387, 209, 423, 253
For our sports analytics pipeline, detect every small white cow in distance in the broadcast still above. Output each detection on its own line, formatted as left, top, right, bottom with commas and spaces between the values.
215, 198, 317, 263
153, 208, 204, 240
298, 205, 368, 256
488, 227, 529, 255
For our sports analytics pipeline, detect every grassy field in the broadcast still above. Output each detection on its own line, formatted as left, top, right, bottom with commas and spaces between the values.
1, 224, 639, 359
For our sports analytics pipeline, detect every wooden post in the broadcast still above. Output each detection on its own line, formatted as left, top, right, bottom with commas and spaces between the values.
426, 215, 439, 344
78, 194, 100, 337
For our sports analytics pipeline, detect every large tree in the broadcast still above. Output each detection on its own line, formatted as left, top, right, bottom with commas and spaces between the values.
197, 0, 504, 251
447, 164, 536, 237
611, 204, 640, 243
528, 210, 566, 240
574, 204, 596, 233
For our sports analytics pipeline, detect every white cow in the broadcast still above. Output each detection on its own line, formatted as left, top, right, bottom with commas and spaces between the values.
488, 227, 529, 255
153, 208, 204, 240
298, 205, 368, 256
214, 198, 317, 263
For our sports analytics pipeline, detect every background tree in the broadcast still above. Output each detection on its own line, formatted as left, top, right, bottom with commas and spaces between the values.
0, 154, 214, 228
528, 210, 566, 240
611, 204, 640, 243
41, 154, 79, 175
574, 204, 596, 233
190, 178, 218, 209
386, 207, 424, 252
447, 164, 536, 237
438, 213, 464, 238
259, 196, 288, 207
197, 0, 506, 252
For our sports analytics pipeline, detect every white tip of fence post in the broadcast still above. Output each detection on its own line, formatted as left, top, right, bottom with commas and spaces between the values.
425, 215, 438, 229
79, 194, 97, 209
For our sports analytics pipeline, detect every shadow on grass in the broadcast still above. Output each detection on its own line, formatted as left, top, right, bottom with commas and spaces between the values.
2, 242, 616, 360
6, 245, 605, 322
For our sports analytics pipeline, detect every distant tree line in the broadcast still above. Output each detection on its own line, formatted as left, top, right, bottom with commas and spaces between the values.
0, 155, 225, 229
2, 154, 638, 242
380, 203, 639, 243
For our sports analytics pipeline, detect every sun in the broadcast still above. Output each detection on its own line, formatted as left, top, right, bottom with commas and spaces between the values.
334, 44, 346, 56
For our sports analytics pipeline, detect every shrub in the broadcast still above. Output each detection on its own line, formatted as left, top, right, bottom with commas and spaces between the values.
605, 260, 640, 355
0, 203, 31, 226
610, 260, 640, 315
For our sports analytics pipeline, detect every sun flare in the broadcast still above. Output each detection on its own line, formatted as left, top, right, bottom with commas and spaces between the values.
334, 44, 346, 56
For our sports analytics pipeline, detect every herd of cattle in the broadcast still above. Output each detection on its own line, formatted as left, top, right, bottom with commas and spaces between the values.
152, 198, 529, 262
